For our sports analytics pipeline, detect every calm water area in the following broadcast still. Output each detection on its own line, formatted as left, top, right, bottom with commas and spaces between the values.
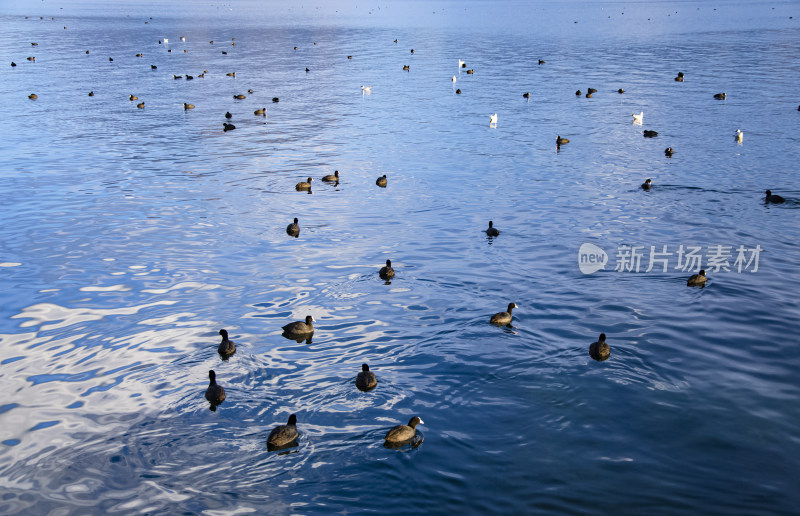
1, 0, 799, 513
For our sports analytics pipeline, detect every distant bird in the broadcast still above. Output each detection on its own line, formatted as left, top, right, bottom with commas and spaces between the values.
687, 270, 708, 287
674, 75, 684, 82
180, 36, 186, 42
490, 302, 517, 325
589, 333, 610, 361
677, 72, 685, 78
665, 147, 675, 157
556, 135, 570, 145
137, 102, 145, 108
643, 130, 658, 138
183, 103, 195, 109
618, 88, 624, 94
356, 364, 377, 391
173, 74, 182, 79
765, 190, 785, 204
27, 57, 35, 62
226, 72, 236, 77
225, 111, 232, 119
455, 89, 461, 94
31, 42, 38, 46
575, 90, 582, 96
403, 65, 410, 71
410, 49, 414, 54
223, 123, 235, 131
466, 69, 474, 74
218, 329, 236, 357
282, 316, 314, 335
28, 93, 37, 100
361, 85, 372, 94
321, 170, 339, 182
254, 107, 266, 115
489, 113, 498, 125
272, 97, 279, 103
586, 92, 593, 98
286, 217, 300, 237
587, 88, 597, 94
538, 59, 546, 64
347, 55, 352, 59
385, 417, 423, 443
131, 94, 140, 101
233, 94, 246, 99
151, 64, 157, 69
713, 93, 727, 100
11, 61, 16, 67
641, 178, 652, 190
305, 67, 310, 72
485, 221, 500, 236
109, 57, 114, 61
376, 174, 387, 187
458, 59, 465, 68
379, 259, 394, 280
221, 51, 227, 55
735, 129, 743, 142
523, 92, 530, 99
136, 53, 143, 57
185, 75, 193, 80
296, 177, 312, 190
631, 112, 643, 124
88, 91, 94, 96
267, 414, 299, 449
205, 370, 226, 404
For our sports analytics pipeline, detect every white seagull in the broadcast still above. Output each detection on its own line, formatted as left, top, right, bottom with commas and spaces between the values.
361, 85, 372, 95
458, 59, 465, 69
735, 129, 743, 142
451, 75, 456, 83
631, 112, 643, 124
490, 113, 498, 125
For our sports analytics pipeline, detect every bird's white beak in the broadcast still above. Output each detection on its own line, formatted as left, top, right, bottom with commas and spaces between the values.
418, 418, 424, 425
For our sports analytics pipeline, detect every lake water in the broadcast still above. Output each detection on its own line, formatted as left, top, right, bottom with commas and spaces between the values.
1, 0, 799, 513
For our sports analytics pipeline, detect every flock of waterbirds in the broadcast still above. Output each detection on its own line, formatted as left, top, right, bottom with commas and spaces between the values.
11, 13, 796, 452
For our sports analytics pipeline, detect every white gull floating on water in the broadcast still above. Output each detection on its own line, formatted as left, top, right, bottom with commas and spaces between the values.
490, 113, 498, 125
361, 85, 372, 94
735, 129, 743, 142
631, 112, 643, 124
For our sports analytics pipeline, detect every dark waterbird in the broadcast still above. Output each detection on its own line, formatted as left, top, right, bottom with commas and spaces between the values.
205, 370, 226, 406
356, 364, 377, 391
523, 92, 530, 99
687, 269, 707, 287
183, 103, 194, 109
490, 302, 517, 325
286, 217, 300, 237
713, 93, 726, 100
576, 90, 582, 96
282, 315, 314, 335
385, 416, 424, 444
643, 130, 658, 138
296, 178, 312, 190
254, 107, 266, 116
233, 94, 246, 99
223, 123, 235, 131
589, 333, 610, 361
321, 170, 339, 182
268, 414, 299, 451
455, 89, 461, 94
556, 135, 570, 145
764, 190, 785, 204
485, 221, 500, 236
272, 97, 279, 103
665, 147, 674, 157
376, 175, 387, 187
379, 259, 394, 280
217, 329, 236, 358
641, 178, 652, 190
225, 111, 232, 119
